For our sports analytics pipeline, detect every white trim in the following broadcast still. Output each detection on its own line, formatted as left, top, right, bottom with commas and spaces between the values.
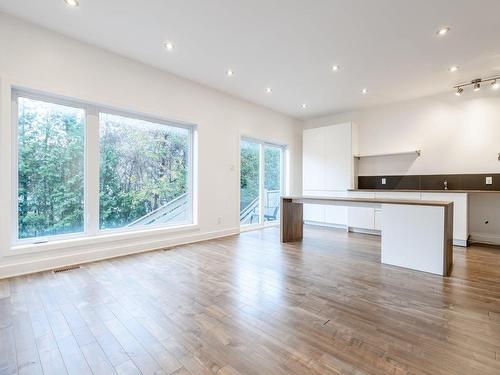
304, 221, 348, 230
239, 136, 287, 229
11, 87, 197, 246
9, 222, 200, 255
469, 232, 500, 246
0, 226, 239, 280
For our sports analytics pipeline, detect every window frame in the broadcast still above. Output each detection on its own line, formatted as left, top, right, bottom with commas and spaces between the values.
239, 136, 287, 229
11, 88, 196, 246
96, 109, 195, 234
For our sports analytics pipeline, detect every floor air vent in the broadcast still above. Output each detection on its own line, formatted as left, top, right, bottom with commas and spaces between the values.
53, 265, 81, 273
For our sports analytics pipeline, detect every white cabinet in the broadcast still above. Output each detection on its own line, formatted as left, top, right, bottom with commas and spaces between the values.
303, 190, 347, 226
374, 210, 382, 230
303, 128, 326, 191
302, 123, 357, 228
303, 123, 357, 192
346, 191, 375, 230
421, 192, 468, 246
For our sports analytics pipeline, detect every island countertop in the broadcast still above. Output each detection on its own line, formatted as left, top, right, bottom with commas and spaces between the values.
283, 195, 453, 207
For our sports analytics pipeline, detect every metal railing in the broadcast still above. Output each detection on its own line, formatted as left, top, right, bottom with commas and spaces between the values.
127, 193, 189, 227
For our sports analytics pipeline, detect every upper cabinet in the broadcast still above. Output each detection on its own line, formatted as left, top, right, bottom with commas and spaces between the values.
303, 123, 358, 191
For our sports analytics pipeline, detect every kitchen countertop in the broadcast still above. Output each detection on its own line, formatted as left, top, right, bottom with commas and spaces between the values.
349, 189, 500, 194
283, 195, 453, 207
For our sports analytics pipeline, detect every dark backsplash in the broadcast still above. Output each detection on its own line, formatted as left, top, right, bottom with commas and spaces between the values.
358, 174, 500, 191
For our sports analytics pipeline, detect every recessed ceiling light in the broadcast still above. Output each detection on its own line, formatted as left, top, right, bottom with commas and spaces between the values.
361, 88, 368, 95
164, 41, 175, 51
301, 103, 308, 109
491, 80, 500, 90
64, 0, 79, 7
226, 69, 234, 77
437, 27, 450, 36
332, 65, 340, 72
448, 65, 459, 72
265, 87, 272, 94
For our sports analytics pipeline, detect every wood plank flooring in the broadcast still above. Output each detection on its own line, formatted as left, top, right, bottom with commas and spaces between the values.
1, 225, 500, 375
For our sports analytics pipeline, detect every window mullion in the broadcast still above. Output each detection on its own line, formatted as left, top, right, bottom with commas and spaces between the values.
259, 142, 265, 226
85, 107, 100, 235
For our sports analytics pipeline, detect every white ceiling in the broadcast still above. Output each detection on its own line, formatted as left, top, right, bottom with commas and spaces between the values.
1, 0, 500, 119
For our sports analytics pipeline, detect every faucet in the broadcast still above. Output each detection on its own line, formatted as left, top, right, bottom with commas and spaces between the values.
443, 180, 448, 190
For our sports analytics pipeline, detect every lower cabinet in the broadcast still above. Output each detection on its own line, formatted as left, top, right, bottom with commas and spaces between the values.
303, 190, 469, 246
421, 192, 468, 246
304, 190, 347, 226
346, 191, 376, 230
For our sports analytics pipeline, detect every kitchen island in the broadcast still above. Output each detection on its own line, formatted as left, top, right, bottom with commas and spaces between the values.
281, 196, 454, 276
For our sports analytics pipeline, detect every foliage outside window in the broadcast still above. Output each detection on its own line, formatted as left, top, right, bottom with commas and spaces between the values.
99, 113, 190, 230
17, 97, 85, 239
15, 92, 194, 243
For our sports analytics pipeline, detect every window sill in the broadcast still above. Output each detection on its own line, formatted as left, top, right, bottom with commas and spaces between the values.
9, 223, 200, 256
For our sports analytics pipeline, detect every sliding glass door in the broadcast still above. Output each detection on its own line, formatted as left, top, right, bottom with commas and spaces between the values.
264, 144, 283, 223
240, 138, 285, 226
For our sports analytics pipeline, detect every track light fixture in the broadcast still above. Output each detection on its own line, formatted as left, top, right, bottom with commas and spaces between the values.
453, 76, 500, 95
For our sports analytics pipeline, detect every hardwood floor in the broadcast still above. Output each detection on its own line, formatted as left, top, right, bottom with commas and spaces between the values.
1, 225, 500, 375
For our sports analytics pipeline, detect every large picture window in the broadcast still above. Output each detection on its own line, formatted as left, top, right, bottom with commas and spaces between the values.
99, 113, 191, 230
13, 91, 195, 244
16, 96, 85, 239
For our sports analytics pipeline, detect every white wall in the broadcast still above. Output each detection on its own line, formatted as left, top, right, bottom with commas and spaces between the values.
0, 12, 303, 278
305, 92, 500, 245
305, 93, 500, 176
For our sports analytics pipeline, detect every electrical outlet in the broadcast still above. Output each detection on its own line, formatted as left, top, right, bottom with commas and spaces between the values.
381, 178, 387, 185
486, 176, 493, 185
217, 216, 222, 225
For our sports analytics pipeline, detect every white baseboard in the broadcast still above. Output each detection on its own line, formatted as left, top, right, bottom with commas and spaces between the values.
469, 232, 500, 246
304, 221, 348, 230
453, 239, 468, 247
0, 227, 240, 279
348, 227, 381, 236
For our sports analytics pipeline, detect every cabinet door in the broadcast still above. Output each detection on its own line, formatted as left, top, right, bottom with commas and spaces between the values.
303, 190, 325, 222
325, 123, 353, 190
347, 191, 375, 230
421, 193, 468, 243
348, 208, 375, 230
374, 209, 382, 230
303, 128, 326, 191
324, 191, 347, 225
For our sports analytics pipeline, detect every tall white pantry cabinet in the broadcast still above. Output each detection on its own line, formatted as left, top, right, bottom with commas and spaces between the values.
302, 123, 358, 227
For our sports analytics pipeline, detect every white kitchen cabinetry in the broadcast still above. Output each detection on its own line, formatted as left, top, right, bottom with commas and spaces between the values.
421, 192, 468, 246
346, 191, 376, 230
303, 123, 357, 227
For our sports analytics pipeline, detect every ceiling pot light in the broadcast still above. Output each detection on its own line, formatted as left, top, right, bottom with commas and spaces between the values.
491, 80, 500, 90
437, 27, 450, 36
448, 66, 459, 72
455, 87, 463, 96
226, 69, 234, 77
361, 88, 368, 95
64, 0, 79, 7
164, 41, 174, 51
265, 87, 272, 94
301, 104, 308, 109
331, 65, 340, 72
